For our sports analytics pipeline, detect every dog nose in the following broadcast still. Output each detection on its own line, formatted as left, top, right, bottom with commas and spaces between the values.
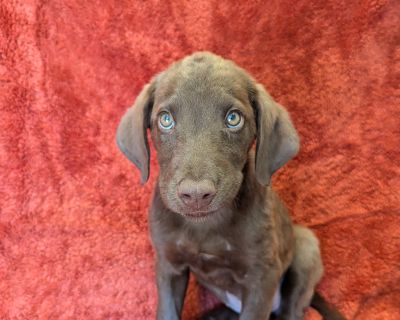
178, 179, 216, 209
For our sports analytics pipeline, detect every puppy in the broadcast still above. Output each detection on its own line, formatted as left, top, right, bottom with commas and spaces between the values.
116, 52, 344, 320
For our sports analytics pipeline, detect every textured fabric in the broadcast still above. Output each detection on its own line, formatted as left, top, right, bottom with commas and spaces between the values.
1, 0, 399, 319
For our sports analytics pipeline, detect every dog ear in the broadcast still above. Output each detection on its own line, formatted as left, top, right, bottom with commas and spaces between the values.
252, 84, 300, 186
116, 81, 155, 184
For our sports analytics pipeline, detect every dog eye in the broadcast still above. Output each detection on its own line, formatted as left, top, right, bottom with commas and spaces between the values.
225, 110, 244, 129
158, 111, 175, 130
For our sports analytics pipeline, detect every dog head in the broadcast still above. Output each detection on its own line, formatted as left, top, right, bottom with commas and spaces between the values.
117, 52, 299, 220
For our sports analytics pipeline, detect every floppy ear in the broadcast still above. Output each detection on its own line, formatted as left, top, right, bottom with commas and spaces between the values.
252, 84, 300, 186
116, 82, 155, 184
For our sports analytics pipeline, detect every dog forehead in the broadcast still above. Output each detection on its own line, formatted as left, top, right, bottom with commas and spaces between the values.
155, 53, 252, 108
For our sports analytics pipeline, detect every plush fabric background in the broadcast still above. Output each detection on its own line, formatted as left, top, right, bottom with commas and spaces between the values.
1, 0, 399, 319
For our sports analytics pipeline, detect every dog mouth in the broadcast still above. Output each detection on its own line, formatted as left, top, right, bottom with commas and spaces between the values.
183, 210, 216, 220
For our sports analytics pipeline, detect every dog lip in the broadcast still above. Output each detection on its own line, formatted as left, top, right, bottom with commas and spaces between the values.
184, 210, 216, 219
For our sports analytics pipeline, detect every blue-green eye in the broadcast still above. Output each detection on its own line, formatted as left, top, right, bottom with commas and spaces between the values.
158, 111, 175, 130
225, 110, 243, 129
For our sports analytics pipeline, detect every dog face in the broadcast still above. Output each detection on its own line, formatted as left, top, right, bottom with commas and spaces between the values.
150, 55, 257, 218
117, 52, 299, 220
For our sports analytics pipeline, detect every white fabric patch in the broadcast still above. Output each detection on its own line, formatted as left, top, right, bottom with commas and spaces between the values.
224, 283, 281, 314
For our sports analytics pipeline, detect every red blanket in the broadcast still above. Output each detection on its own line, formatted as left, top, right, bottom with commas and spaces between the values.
1, 0, 399, 319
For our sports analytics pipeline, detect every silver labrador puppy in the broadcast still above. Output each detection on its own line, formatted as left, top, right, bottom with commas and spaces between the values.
116, 52, 345, 320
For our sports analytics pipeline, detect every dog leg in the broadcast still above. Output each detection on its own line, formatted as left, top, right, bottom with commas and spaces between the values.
278, 225, 323, 320
156, 260, 189, 320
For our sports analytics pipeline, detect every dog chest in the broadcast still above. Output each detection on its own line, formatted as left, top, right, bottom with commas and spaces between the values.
165, 237, 248, 289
